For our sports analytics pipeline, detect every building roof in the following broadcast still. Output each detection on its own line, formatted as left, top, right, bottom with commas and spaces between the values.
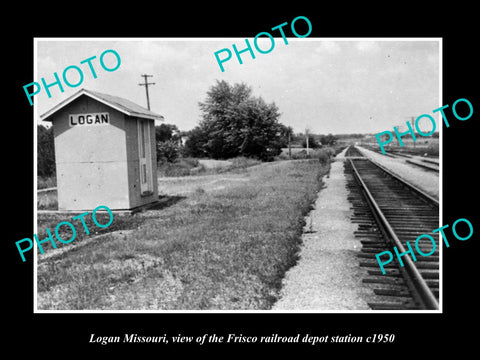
41, 88, 164, 121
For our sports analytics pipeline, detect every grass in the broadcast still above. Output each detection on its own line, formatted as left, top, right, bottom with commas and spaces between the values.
278, 147, 339, 165
37, 159, 330, 310
38, 176, 56, 190
157, 157, 204, 177
157, 156, 261, 177
361, 137, 439, 157
37, 190, 58, 210
36, 156, 260, 209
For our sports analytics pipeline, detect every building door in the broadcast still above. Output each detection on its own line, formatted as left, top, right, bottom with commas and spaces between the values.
138, 119, 153, 194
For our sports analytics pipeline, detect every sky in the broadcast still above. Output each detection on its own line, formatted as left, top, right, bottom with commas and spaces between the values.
35, 38, 440, 135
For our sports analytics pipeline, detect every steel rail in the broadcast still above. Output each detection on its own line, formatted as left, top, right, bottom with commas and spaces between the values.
405, 159, 440, 173
364, 158, 439, 208
349, 158, 439, 310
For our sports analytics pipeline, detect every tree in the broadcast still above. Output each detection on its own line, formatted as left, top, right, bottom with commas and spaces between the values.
183, 127, 209, 158
157, 140, 180, 163
155, 123, 180, 143
319, 133, 337, 146
155, 123, 181, 163
275, 124, 292, 149
37, 125, 55, 177
194, 80, 284, 160
279, 125, 294, 158
302, 135, 320, 149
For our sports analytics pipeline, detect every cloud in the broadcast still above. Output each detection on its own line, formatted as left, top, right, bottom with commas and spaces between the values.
36, 55, 57, 75
355, 41, 381, 53
35, 39, 440, 134
314, 41, 342, 54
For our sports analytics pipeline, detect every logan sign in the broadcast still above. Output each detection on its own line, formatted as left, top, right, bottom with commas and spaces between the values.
69, 112, 109, 127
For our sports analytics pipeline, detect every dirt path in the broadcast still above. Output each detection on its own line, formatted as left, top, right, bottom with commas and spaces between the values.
197, 159, 232, 169
157, 160, 296, 196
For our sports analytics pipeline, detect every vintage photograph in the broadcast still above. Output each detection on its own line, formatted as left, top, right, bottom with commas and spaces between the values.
34, 38, 441, 312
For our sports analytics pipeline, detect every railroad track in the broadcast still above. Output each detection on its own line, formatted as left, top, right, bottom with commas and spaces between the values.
362, 146, 440, 173
405, 159, 439, 173
344, 145, 364, 157
345, 146, 440, 310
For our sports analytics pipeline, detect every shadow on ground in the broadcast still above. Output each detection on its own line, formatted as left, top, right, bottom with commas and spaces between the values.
141, 195, 187, 212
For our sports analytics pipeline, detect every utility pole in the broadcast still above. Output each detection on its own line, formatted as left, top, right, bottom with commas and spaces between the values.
411, 116, 416, 148
288, 130, 292, 159
139, 74, 155, 110
305, 128, 310, 157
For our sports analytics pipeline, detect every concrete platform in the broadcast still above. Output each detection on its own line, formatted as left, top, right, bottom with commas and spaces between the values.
272, 148, 372, 311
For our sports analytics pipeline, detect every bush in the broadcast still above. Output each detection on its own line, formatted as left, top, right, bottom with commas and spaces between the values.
38, 125, 55, 177
157, 140, 180, 163
157, 157, 205, 177
181, 157, 200, 168
301, 136, 320, 149
275, 152, 290, 161
229, 156, 261, 169
316, 149, 330, 166
291, 150, 308, 159
287, 148, 333, 165
38, 176, 56, 190
38, 190, 58, 210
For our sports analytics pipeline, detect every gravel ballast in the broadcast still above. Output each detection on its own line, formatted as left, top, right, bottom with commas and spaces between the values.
356, 146, 439, 200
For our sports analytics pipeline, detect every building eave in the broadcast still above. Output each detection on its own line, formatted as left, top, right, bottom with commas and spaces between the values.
40, 88, 164, 122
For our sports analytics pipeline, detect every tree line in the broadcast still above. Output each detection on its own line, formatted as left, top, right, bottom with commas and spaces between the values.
38, 80, 339, 177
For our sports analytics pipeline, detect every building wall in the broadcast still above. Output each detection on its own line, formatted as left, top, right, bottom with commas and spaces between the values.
148, 119, 159, 200
124, 117, 158, 209
52, 95, 130, 210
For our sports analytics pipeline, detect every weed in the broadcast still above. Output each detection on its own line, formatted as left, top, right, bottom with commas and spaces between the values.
194, 187, 206, 195
37, 190, 58, 210
38, 176, 56, 190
